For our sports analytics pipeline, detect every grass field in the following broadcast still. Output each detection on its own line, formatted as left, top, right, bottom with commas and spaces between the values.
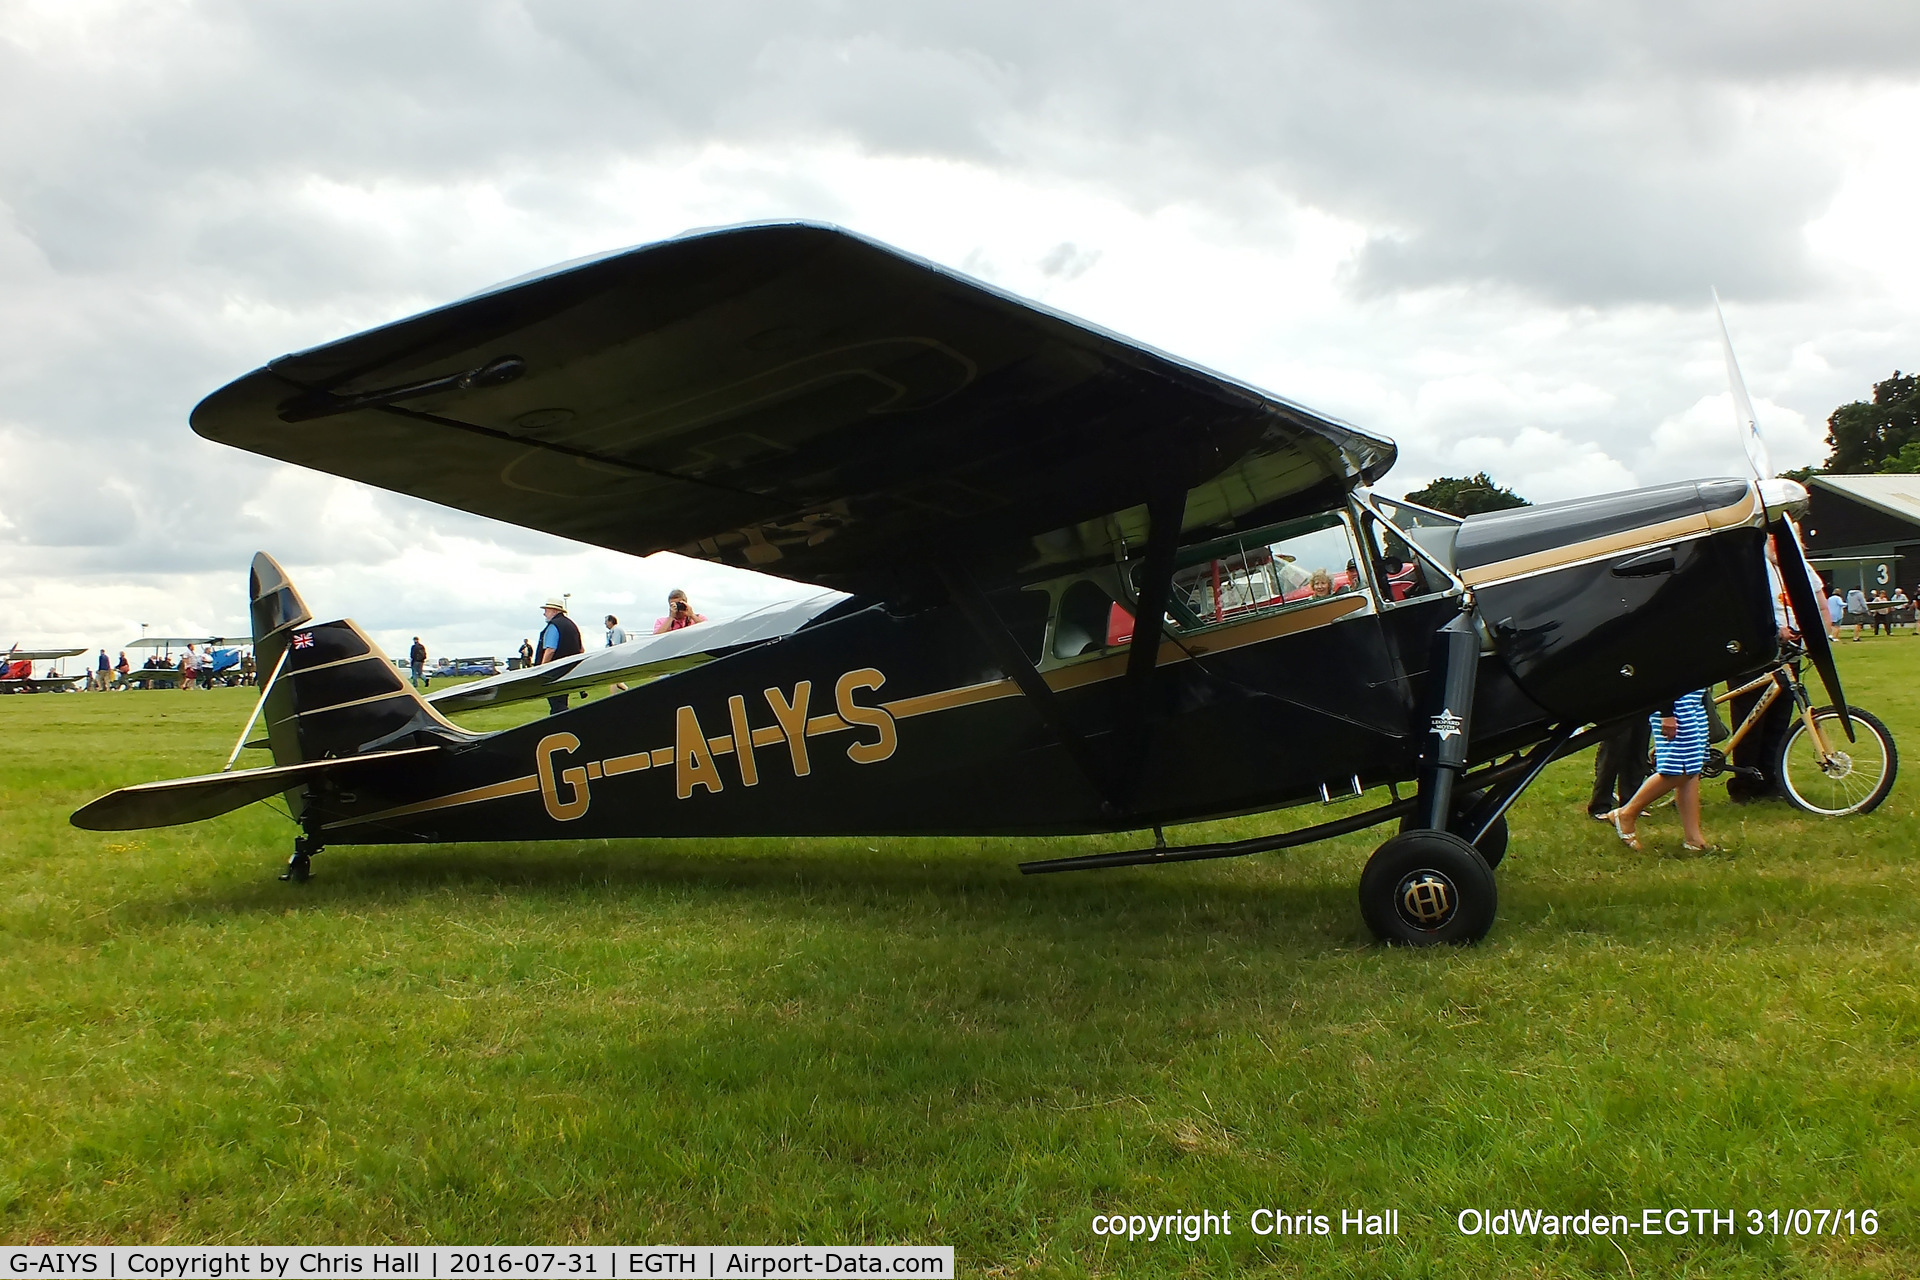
3, 644, 1918, 1276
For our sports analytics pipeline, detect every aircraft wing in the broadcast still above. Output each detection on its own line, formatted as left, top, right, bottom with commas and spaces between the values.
125, 637, 232, 649
6, 647, 87, 661
191, 222, 1395, 596
427, 590, 846, 712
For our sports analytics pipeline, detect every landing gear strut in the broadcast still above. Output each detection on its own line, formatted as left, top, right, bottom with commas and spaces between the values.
1362, 600, 1498, 945
1402, 787, 1508, 869
281, 832, 322, 882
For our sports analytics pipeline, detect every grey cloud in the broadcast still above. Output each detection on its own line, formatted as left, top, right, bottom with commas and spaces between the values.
9, 2, 1916, 304
0, 0, 1915, 627
1038, 242, 1099, 281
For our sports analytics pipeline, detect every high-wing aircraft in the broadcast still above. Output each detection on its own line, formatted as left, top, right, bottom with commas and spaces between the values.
70, 223, 1869, 944
117, 636, 248, 687
3, 646, 88, 693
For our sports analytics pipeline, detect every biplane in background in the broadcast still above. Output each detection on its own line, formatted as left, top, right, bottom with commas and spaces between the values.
72, 223, 1883, 944
2, 647, 87, 693
118, 637, 250, 688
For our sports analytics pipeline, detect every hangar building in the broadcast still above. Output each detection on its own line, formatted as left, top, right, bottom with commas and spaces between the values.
1803, 474, 1920, 595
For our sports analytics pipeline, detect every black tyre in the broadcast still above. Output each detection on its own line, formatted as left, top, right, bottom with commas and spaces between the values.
1401, 788, 1507, 869
1775, 706, 1898, 816
1359, 830, 1498, 946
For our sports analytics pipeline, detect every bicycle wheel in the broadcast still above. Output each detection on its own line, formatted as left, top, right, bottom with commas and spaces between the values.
1775, 706, 1898, 816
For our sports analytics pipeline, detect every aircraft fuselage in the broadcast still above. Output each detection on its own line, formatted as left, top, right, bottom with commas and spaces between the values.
301, 478, 1778, 846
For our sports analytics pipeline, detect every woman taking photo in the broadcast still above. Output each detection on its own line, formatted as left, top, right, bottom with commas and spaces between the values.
654, 589, 707, 634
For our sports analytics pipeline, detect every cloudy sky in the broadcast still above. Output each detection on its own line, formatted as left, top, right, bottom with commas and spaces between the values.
3, 0, 1917, 657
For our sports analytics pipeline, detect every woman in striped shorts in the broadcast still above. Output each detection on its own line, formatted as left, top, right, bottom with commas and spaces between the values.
1606, 690, 1713, 851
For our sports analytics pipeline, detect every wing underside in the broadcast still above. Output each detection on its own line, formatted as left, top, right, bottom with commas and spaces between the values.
192, 223, 1395, 595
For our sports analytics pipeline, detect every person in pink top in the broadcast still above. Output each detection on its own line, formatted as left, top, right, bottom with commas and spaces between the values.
653, 588, 707, 634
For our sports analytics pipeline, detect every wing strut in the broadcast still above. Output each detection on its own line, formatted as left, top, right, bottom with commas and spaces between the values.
1116, 485, 1188, 804
937, 564, 1120, 817
224, 646, 290, 771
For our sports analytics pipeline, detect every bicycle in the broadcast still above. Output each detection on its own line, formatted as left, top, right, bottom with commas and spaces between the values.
1704, 649, 1898, 816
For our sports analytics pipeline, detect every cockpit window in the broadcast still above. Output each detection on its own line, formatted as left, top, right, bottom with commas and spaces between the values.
1153, 513, 1364, 630
1053, 579, 1121, 659
1371, 494, 1463, 531
1359, 509, 1447, 603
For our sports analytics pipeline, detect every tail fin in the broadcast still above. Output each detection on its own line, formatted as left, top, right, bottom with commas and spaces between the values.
251, 552, 470, 769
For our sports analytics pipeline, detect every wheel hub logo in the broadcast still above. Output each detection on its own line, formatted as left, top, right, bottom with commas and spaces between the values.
1397, 871, 1456, 928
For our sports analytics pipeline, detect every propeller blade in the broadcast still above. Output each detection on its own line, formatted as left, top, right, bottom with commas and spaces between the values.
1771, 517, 1853, 741
1714, 288, 1772, 483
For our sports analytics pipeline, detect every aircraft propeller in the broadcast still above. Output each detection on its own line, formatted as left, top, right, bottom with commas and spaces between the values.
1714, 291, 1853, 739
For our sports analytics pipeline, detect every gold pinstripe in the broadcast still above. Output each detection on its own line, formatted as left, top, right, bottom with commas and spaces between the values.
324, 775, 539, 829
1458, 489, 1759, 587
285, 651, 387, 677
270, 688, 416, 725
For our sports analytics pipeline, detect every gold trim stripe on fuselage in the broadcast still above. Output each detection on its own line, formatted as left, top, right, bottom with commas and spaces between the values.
1457, 488, 1759, 588
323, 593, 1369, 831
329, 774, 541, 825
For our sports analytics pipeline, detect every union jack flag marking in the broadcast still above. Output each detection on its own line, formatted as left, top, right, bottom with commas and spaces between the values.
292, 632, 314, 649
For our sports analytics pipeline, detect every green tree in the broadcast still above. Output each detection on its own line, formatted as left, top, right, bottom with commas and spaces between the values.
1403, 472, 1530, 516
1819, 370, 1919, 473
1879, 438, 1920, 474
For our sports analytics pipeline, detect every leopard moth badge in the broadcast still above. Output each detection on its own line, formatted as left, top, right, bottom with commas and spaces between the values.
1429, 709, 1464, 740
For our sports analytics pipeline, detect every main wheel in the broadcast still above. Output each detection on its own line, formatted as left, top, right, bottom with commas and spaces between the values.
1400, 788, 1507, 869
1775, 706, 1898, 816
1359, 830, 1498, 946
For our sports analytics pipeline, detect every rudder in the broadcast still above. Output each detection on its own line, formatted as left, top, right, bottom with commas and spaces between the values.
250, 552, 470, 771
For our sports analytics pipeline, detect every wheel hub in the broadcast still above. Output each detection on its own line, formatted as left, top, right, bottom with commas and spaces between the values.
1394, 869, 1458, 931
1820, 751, 1854, 779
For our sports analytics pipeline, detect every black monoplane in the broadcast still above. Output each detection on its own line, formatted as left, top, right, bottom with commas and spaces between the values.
73, 223, 1873, 944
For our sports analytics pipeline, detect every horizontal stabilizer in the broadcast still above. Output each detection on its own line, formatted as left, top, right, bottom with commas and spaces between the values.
71, 746, 440, 832
428, 591, 845, 712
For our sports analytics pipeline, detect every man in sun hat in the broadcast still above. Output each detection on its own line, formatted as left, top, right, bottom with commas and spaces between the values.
536, 596, 584, 715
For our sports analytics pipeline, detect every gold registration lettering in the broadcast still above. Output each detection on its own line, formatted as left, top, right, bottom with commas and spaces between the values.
764, 681, 813, 776
579, 668, 895, 805
727, 694, 759, 787
835, 668, 897, 765
675, 704, 725, 798
535, 731, 591, 821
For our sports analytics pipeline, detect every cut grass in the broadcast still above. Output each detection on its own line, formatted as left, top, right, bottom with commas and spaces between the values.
2, 646, 1918, 1276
